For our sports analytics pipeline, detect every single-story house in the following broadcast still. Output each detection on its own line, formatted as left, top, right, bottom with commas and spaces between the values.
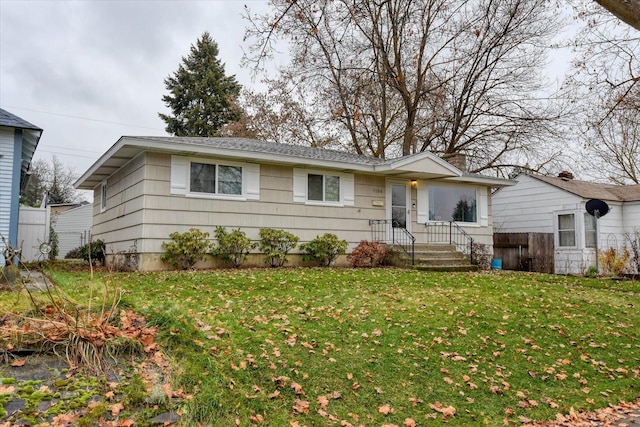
75, 136, 512, 270
492, 172, 640, 275
0, 108, 43, 260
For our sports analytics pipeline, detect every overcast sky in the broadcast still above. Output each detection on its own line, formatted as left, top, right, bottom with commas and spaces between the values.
0, 0, 274, 186
1, 0, 580, 197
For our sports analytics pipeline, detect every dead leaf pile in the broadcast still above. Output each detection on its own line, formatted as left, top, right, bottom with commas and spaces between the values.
525, 398, 640, 426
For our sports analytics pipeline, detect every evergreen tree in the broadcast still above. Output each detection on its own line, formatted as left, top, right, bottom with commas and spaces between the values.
159, 32, 242, 137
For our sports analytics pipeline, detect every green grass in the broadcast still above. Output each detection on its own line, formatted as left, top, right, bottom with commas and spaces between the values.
9, 268, 640, 425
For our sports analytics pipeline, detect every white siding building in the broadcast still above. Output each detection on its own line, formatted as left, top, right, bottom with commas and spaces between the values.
493, 173, 640, 275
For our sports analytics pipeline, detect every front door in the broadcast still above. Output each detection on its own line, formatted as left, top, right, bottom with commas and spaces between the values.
389, 182, 410, 231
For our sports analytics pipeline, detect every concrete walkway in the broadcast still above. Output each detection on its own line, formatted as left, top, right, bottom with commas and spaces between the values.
19, 270, 54, 291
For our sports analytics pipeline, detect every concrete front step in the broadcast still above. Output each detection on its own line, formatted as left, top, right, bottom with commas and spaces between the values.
414, 250, 469, 260
387, 243, 476, 272
414, 264, 479, 272
414, 257, 473, 267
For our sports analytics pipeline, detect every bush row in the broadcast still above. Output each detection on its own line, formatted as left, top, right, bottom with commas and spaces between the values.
161, 227, 386, 270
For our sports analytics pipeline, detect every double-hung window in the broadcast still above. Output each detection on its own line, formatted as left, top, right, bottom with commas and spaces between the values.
307, 173, 340, 202
584, 213, 597, 248
100, 180, 107, 212
292, 168, 354, 206
558, 214, 576, 247
190, 162, 242, 196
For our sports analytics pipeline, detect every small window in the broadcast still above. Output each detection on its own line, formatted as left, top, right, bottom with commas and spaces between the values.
428, 186, 477, 222
308, 173, 340, 202
584, 213, 596, 248
100, 180, 107, 211
558, 214, 576, 247
190, 162, 242, 195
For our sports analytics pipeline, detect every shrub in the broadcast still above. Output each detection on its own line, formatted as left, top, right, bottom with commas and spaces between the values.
212, 226, 256, 268
161, 228, 212, 270
259, 228, 299, 267
347, 241, 387, 268
471, 242, 492, 270
69, 239, 106, 265
584, 265, 598, 278
48, 226, 59, 260
65, 246, 82, 259
625, 231, 640, 273
300, 233, 348, 267
599, 246, 630, 277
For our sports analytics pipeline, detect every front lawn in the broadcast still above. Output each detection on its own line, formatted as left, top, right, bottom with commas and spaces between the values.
4, 268, 640, 426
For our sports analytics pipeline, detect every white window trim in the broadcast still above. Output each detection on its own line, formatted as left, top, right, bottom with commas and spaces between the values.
100, 180, 107, 212
293, 168, 355, 207
422, 183, 481, 226
555, 211, 578, 249
170, 155, 260, 201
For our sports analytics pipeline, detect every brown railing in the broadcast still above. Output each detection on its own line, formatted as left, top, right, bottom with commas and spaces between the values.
369, 219, 415, 265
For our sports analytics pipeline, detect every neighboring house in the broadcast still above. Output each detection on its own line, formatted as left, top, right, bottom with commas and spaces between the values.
75, 136, 512, 271
492, 172, 640, 275
50, 203, 93, 259
0, 108, 43, 259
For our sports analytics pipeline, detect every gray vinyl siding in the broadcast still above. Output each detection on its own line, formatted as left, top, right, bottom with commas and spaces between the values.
140, 153, 386, 254
89, 150, 497, 270
0, 128, 15, 251
91, 152, 146, 253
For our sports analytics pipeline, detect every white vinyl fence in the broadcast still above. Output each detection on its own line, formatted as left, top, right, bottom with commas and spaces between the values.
17, 206, 50, 262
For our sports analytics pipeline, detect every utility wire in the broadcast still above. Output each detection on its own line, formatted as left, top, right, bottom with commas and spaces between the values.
0, 104, 165, 132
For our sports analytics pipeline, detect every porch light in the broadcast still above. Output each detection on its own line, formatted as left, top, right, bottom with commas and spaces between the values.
410, 180, 417, 187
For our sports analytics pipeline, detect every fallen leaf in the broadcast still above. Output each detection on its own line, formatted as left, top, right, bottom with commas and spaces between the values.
291, 381, 305, 395
111, 402, 124, 416
250, 414, 264, 424
293, 399, 310, 414
317, 395, 329, 410
10, 359, 26, 367
0, 385, 15, 395
404, 418, 416, 427
268, 390, 281, 399
378, 403, 393, 415
429, 402, 456, 419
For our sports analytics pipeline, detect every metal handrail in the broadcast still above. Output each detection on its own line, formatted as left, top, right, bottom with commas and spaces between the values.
425, 221, 474, 263
369, 219, 416, 265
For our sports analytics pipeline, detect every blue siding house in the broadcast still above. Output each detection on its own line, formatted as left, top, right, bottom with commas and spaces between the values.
0, 108, 43, 257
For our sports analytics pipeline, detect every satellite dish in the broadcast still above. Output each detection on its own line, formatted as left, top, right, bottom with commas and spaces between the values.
586, 199, 609, 218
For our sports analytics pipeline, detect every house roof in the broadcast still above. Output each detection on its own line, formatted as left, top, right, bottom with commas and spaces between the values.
527, 173, 640, 202
0, 108, 42, 131
0, 108, 43, 174
75, 136, 514, 190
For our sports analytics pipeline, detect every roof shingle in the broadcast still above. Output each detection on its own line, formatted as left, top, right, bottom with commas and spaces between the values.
0, 108, 42, 131
530, 174, 640, 202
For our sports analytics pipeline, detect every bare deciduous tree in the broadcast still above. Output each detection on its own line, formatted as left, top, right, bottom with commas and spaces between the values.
21, 156, 81, 206
568, 0, 639, 183
222, 79, 341, 148
244, 0, 568, 175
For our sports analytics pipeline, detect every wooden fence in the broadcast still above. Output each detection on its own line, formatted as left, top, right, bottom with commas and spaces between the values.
493, 233, 554, 273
